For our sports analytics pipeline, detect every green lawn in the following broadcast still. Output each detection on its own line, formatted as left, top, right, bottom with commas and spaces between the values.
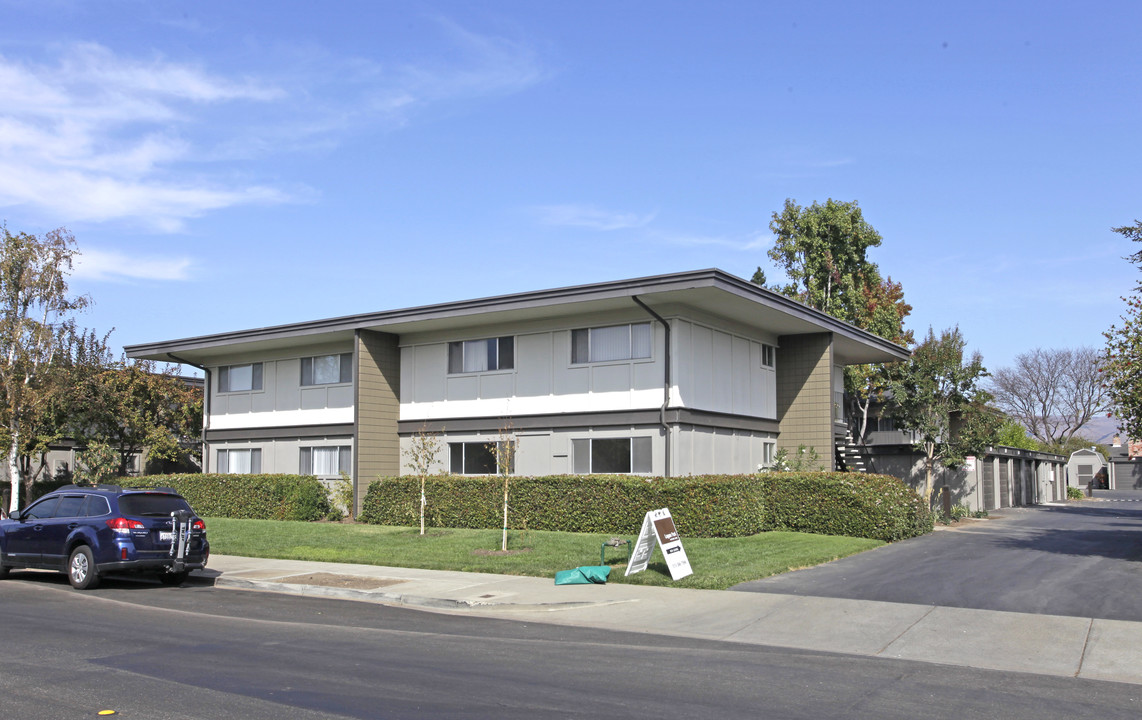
205, 518, 883, 590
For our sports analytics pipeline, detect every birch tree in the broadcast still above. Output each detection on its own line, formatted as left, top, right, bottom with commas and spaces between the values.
403, 424, 442, 535
0, 226, 89, 512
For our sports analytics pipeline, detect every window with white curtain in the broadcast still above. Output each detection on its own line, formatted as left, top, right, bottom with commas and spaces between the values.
571, 323, 652, 364
217, 448, 262, 474
301, 353, 352, 386
300, 446, 351, 476
218, 363, 263, 393
447, 337, 514, 374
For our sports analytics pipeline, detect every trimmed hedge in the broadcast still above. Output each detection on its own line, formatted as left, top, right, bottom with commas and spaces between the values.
360, 472, 932, 542
130, 474, 332, 521
761, 472, 933, 541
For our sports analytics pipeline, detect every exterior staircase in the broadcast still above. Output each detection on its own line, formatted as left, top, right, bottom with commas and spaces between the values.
836, 432, 869, 473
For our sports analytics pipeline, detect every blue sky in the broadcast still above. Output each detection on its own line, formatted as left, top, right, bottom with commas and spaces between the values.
0, 1, 1138, 373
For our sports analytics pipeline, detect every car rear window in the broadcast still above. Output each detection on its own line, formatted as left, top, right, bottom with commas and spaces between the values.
118, 494, 193, 517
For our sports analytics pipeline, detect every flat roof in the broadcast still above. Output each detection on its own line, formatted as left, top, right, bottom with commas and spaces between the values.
125, 268, 910, 366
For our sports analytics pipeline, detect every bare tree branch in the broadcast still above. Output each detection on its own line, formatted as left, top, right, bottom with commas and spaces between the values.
989, 347, 1109, 447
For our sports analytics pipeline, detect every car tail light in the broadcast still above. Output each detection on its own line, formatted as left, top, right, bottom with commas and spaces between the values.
106, 518, 144, 534
192, 519, 205, 531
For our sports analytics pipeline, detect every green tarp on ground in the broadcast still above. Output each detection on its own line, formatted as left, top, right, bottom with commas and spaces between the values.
554, 565, 612, 585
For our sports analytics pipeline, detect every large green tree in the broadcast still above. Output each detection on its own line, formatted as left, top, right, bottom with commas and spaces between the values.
752, 198, 912, 439
756, 198, 884, 319
0, 226, 90, 512
1103, 220, 1142, 440
887, 327, 1000, 503
74, 359, 203, 476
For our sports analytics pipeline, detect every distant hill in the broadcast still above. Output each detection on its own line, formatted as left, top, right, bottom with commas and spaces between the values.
1077, 415, 1124, 446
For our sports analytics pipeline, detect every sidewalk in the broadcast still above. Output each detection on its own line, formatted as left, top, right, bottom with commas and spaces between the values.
206, 554, 1142, 686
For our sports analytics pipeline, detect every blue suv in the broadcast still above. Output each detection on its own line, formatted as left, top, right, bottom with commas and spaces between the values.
0, 484, 209, 589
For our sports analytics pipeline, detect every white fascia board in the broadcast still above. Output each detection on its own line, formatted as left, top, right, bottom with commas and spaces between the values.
210, 407, 355, 430
400, 389, 666, 421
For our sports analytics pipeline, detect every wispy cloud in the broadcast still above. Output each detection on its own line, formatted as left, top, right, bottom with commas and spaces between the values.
0, 42, 288, 231
535, 204, 656, 231
653, 230, 771, 252
73, 248, 194, 282
0, 23, 546, 232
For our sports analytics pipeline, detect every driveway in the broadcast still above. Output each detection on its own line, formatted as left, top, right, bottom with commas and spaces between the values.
732, 493, 1142, 622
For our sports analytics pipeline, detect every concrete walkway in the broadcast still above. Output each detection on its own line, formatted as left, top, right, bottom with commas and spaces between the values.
206, 554, 1142, 686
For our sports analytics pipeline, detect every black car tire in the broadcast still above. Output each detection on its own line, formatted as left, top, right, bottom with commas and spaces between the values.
0, 552, 9, 579
68, 546, 100, 590
160, 570, 190, 586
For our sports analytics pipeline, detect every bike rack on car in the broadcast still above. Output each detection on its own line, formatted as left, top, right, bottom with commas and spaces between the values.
169, 509, 194, 572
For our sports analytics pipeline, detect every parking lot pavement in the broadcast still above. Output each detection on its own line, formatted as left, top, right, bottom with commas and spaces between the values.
732, 502, 1142, 622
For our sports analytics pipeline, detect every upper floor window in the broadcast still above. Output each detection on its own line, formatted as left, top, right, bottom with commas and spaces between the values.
572, 437, 652, 474
571, 323, 652, 364
302, 353, 353, 386
761, 344, 776, 368
448, 337, 514, 374
300, 446, 351, 476
217, 448, 261, 474
218, 363, 263, 393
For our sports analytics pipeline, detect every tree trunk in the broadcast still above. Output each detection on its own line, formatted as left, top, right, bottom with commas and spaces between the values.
419, 476, 425, 536
922, 452, 931, 507
8, 431, 21, 513
501, 479, 509, 552
858, 395, 871, 443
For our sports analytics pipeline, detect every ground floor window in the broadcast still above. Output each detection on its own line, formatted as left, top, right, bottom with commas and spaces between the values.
300, 446, 351, 476
449, 441, 514, 475
572, 437, 651, 474
217, 448, 262, 474
762, 441, 776, 468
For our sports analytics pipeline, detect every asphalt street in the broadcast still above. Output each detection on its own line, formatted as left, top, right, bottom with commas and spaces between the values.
733, 494, 1142, 621
3, 577, 1142, 720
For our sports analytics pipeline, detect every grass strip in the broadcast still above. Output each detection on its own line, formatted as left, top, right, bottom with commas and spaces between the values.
205, 518, 883, 590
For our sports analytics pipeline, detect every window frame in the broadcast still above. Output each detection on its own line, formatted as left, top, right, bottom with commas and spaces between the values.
301, 353, 354, 387
447, 337, 514, 375
571, 323, 653, 365
216, 448, 263, 475
448, 441, 513, 475
218, 363, 264, 393
572, 437, 652, 474
761, 344, 776, 369
299, 446, 352, 477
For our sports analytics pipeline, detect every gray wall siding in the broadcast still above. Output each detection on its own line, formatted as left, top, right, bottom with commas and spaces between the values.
208, 342, 355, 428
209, 436, 353, 476
400, 316, 777, 424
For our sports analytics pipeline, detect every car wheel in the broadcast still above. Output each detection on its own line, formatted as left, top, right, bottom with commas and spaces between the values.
68, 546, 100, 590
0, 554, 9, 579
160, 571, 190, 586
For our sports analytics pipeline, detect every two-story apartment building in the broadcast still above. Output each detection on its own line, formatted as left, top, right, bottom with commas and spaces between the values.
125, 269, 909, 508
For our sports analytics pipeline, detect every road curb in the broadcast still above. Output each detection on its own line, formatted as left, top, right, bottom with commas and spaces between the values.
213, 575, 602, 611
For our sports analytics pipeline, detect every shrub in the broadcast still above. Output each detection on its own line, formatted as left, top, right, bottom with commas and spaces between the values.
1067, 485, 1084, 500
760, 472, 933, 541
360, 472, 930, 542
130, 474, 332, 521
